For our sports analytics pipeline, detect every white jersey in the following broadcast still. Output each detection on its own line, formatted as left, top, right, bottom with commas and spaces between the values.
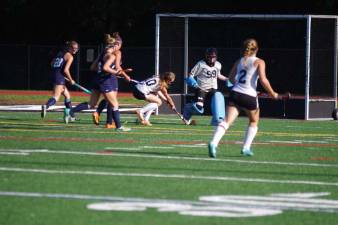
190, 60, 222, 91
135, 76, 161, 95
232, 56, 259, 97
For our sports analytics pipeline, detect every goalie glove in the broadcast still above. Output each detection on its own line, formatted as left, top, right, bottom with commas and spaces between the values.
185, 76, 199, 89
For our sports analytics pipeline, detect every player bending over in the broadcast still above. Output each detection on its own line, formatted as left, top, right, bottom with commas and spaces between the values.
131, 72, 177, 126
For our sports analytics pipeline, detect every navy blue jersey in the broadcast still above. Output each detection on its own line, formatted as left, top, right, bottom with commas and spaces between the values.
97, 52, 116, 76
50, 50, 67, 75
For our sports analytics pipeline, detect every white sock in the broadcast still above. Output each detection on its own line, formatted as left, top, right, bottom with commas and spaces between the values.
144, 105, 157, 121
243, 126, 258, 150
140, 103, 158, 118
144, 110, 153, 121
210, 121, 229, 146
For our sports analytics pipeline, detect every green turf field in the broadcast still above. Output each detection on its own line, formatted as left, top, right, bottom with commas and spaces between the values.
0, 111, 337, 225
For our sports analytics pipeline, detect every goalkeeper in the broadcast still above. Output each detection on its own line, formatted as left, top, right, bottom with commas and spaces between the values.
183, 47, 232, 126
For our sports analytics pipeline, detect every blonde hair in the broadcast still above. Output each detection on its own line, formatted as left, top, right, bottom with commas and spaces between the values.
104, 34, 116, 46
159, 72, 175, 89
104, 32, 122, 47
242, 38, 258, 57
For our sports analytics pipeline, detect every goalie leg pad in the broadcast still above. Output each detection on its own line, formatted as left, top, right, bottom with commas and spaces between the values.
183, 102, 204, 121
192, 102, 204, 114
211, 92, 225, 126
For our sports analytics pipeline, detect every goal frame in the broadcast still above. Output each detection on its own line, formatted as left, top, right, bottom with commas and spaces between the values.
155, 14, 338, 120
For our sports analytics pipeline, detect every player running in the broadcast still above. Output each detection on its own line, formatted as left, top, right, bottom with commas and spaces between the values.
208, 38, 279, 158
183, 47, 231, 126
131, 72, 177, 126
41, 41, 79, 120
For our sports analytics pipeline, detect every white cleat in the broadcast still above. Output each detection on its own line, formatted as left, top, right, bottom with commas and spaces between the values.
115, 126, 131, 132
241, 148, 254, 156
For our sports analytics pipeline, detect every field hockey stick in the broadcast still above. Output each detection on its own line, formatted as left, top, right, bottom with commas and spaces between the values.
156, 91, 185, 123
257, 91, 291, 100
172, 108, 189, 124
258, 91, 291, 118
116, 68, 133, 79
130, 79, 139, 84
64, 78, 92, 95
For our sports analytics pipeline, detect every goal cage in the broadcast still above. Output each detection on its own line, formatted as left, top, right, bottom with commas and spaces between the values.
155, 14, 338, 120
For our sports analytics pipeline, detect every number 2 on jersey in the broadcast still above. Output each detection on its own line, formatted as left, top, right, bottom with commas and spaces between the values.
238, 69, 247, 84
52, 58, 64, 68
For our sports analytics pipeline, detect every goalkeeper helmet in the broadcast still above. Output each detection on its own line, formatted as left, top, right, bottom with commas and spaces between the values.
205, 47, 217, 66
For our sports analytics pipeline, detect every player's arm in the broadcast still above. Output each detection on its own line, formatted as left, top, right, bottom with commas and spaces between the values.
114, 51, 131, 82
63, 53, 75, 84
186, 62, 200, 89
102, 54, 120, 75
217, 74, 228, 81
159, 87, 175, 110
257, 59, 278, 99
228, 60, 239, 84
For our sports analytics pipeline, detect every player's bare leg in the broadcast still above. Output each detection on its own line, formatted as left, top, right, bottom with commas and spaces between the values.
208, 105, 239, 158
241, 108, 260, 156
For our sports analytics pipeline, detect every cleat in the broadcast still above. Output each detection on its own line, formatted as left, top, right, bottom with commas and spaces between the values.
70, 116, 79, 122
141, 120, 152, 126
115, 126, 131, 132
41, 105, 47, 118
105, 123, 116, 129
208, 142, 217, 158
241, 148, 254, 156
92, 112, 100, 125
184, 119, 191, 125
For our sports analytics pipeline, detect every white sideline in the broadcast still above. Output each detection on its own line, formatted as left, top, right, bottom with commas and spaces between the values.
0, 166, 337, 187
0, 105, 140, 112
1, 149, 338, 168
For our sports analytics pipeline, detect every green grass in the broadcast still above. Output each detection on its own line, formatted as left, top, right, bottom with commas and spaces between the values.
0, 111, 337, 225
0, 90, 143, 105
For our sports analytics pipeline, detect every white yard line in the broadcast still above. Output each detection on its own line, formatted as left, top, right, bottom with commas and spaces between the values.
0, 105, 139, 112
0, 166, 337, 187
0, 149, 337, 168
0, 152, 29, 155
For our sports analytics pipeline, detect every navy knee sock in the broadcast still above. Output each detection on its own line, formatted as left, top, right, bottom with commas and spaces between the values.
71, 102, 89, 115
97, 99, 107, 115
112, 110, 121, 128
106, 104, 113, 124
64, 99, 72, 109
46, 97, 56, 109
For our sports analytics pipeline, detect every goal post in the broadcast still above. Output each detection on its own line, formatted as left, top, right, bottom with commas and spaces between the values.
155, 14, 338, 120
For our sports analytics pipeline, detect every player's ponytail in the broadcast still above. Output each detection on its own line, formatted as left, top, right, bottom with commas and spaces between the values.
242, 38, 258, 57
104, 34, 116, 46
